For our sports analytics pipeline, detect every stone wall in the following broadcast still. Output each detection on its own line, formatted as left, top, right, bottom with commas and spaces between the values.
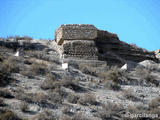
55, 24, 98, 59
55, 24, 97, 45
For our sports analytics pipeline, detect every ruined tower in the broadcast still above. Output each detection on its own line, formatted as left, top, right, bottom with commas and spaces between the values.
55, 24, 98, 60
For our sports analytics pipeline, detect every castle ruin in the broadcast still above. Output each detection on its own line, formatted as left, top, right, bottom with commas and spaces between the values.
55, 24, 158, 66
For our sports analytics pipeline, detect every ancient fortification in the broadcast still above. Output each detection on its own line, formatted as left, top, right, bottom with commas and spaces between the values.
55, 24, 158, 66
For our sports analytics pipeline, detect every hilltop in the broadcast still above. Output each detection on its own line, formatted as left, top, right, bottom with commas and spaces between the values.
0, 24, 160, 120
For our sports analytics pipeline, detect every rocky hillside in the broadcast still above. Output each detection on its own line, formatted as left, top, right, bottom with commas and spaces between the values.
0, 31, 160, 120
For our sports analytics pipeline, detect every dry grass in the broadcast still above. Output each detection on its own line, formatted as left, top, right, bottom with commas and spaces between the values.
72, 113, 90, 120
0, 109, 22, 120
48, 91, 64, 104
15, 86, 48, 103
0, 98, 5, 106
78, 93, 99, 106
62, 106, 75, 116
0, 88, 14, 98
20, 102, 29, 112
0, 57, 19, 86
41, 73, 59, 90
67, 93, 80, 104
135, 67, 159, 86
149, 96, 160, 108
101, 66, 123, 83
33, 110, 58, 120
95, 102, 124, 120
79, 64, 98, 77
31, 62, 48, 75
41, 75, 84, 92
122, 89, 140, 102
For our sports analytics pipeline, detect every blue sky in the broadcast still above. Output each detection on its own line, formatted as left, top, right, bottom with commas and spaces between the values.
0, 0, 160, 51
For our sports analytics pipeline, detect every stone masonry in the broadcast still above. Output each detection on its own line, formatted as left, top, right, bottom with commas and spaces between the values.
55, 24, 98, 59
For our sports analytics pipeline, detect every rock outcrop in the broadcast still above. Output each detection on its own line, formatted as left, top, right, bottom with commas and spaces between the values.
155, 49, 160, 61
95, 30, 158, 66
55, 24, 159, 66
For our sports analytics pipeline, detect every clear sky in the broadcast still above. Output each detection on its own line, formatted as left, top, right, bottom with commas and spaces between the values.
0, 0, 160, 51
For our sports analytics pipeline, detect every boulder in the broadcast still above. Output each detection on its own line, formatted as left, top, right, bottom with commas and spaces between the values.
138, 60, 160, 70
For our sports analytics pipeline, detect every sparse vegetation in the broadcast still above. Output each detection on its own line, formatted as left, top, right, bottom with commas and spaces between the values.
149, 96, 160, 108
135, 67, 159, 86
98, 67, 123, 90
20, 102, 29, 112
33, 110, 58, 120
78, 93, 99, 106
67, 93, 80, 104
31, 62, 48, 75
72, 113, 90, 120
102, 66, 123, 83
0, 98, 5, 106
0, 88, 14, 98
41, 73, 59, 90
0, 57, 19, 86
95, 102, 124, 120
79, 63, 98, 77
0, 109, 22, 120
62, 106, 75, 116
122, 89, 140, 102
0, 35, 160, 120
48, 91, 64, 104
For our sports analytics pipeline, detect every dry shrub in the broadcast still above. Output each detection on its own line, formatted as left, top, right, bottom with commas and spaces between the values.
135, 67, 159, 86
78, 93, 99, 106
20, 102, 29, 112
48, 91, 64, 104
72, 113, 90, 120
62, 106, 75, 116
122, 89, 140, 102
95, 102, 124, 119
0, 88, 14, 98
79, 63, 98, 77
41, 73, 59, 90
104, 80, 121, 91
0, 98, 5, 106
67, 93, 80, 104
59, 115, 72, 120
149, 96, 160, 108
42, 87, 68, 105
31, 62, 48, 75
21, 60, 48, 77
42, 75, 84, 92
0, 57, 19, 86
103, 67, 122, 83
45, 72, 55, 81
15, 87, 48, 103
0, 109, 22, 120
0, 55, 4, 62
33, 110, 58, 120
60, 77, 85, 92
